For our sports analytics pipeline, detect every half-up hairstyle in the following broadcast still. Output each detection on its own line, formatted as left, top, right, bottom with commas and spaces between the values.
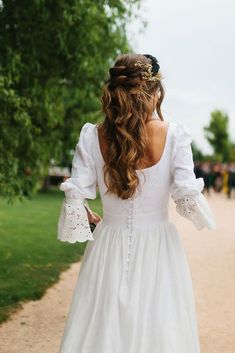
98, 53, 165, 200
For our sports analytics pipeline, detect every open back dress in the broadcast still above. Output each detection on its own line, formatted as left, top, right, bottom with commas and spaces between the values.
57, 120, 216, 353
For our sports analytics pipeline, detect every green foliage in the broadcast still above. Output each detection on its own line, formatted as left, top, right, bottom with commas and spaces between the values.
0, 0, 142, 201
0, 189, 102, 324
191, 141, 204, 161
228, 142, 235, 162
204, 110, 230, 162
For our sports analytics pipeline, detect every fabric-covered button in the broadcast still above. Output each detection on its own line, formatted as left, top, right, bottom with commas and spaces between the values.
125, 198, 134, 280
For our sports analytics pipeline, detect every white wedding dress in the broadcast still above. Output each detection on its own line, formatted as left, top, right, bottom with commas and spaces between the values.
57, 121, 216, 353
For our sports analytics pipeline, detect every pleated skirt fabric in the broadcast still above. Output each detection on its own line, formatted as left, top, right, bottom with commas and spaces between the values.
58, 220, 201, 353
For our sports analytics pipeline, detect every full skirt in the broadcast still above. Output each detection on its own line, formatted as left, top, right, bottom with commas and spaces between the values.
58, 220, 201, 353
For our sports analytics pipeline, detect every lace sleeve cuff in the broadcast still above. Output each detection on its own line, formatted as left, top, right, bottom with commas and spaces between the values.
175, 193, 217, 230
57, 198, 94, 243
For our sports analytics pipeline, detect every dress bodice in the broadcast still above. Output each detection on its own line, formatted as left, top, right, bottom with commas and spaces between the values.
92, 123, 173, 229
57, 121, 216, 243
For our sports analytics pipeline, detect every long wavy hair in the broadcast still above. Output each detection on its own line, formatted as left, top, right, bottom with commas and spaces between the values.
98, 53, 165, 200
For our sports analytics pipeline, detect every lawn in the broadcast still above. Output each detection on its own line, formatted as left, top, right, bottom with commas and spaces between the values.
0, 189, 102, 324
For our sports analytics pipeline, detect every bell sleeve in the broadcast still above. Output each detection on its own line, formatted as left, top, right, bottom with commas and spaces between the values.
170, 123, 216, 230
57, 123, 97, 243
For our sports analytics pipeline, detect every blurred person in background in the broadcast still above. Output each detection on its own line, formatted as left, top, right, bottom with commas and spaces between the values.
227, 162, 235, 199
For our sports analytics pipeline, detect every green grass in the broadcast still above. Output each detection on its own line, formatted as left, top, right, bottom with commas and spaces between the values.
0, 189, 102, 324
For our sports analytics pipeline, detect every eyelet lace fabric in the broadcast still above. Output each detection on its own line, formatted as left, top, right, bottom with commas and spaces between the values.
57, 198, 94, 243
176, 196, 197, 218
174, 193, 216, 230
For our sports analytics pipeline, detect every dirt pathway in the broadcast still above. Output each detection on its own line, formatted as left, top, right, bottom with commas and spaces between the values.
0, 193, 234, 353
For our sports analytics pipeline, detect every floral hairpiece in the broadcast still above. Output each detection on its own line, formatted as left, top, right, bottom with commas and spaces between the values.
134, 57, 160, 81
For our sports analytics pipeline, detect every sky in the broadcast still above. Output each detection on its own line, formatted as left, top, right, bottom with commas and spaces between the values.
128, 0, 235, 153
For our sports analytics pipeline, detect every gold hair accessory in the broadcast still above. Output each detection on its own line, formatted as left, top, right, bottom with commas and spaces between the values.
134, 61, 160, 81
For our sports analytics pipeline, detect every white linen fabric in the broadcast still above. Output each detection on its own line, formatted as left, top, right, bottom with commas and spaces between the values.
57, 121, 216, 353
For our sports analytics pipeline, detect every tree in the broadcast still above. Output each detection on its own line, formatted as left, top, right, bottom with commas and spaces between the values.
229, 142, 235, 162
191, 141, 204, 161
0, 0, 142, 201
204, 110, 230, 162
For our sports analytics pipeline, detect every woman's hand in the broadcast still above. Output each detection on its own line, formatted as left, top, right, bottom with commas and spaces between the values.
84, 201, 102, 225
86, 209, 102, 225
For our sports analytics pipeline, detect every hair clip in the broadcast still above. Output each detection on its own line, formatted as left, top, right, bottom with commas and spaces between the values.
134, 60, 160, 81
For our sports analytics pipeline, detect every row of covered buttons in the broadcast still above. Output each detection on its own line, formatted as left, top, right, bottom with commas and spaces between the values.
125, 197, 134, 279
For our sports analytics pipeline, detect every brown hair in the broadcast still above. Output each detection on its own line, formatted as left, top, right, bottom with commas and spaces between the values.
98, 53, 165, 200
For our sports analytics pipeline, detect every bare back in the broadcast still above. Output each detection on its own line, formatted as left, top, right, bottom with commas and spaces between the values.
97, 120, 169, 170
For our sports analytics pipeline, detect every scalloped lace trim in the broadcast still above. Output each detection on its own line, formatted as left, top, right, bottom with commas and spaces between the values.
57, 200, 94, 243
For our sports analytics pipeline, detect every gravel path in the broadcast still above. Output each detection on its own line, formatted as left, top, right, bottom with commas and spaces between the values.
0, 193, 234, 353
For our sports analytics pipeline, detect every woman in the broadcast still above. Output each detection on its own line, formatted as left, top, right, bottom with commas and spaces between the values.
57, 53, 216, 353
